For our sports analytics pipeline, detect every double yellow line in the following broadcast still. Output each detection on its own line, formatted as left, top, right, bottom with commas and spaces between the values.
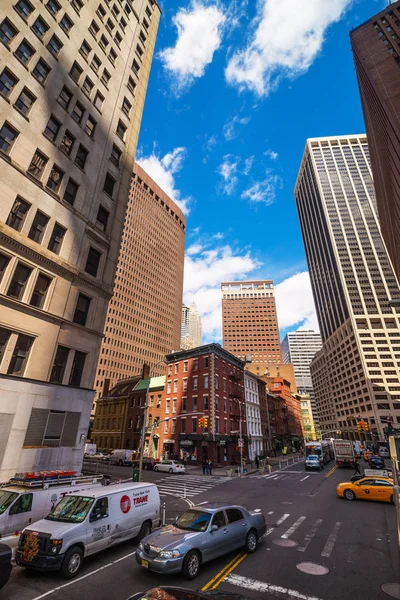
325, 464, 337, 478
201, 552, 247, 591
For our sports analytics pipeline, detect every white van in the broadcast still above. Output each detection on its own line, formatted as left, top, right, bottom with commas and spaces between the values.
16, 482, 160, 579
109, 449, 133, 466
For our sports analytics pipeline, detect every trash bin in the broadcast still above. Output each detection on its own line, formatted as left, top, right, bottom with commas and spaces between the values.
132, 467, 139, 482
226, 468, 233, 478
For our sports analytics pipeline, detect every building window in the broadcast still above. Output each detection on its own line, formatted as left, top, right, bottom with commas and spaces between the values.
173, 399, 177, 413
183, 361, 188, 373
75, 144, 88, 169
71, 0, 83, 13
101, 69, 111, 87
163, 421, 168, 434
96, 205, 109, 232
0, 69, 18, 98
166, 398, 170, 413
110, 144, 122, 167
193, 397, 197, 411
116, 120, 126, 141
63, 178, 79, 205
0, 19, 18, 46
15, 87, 36, 116
50, 345, 70, 383
132, 59, 140, 75
203, 395, 209, 410
183, 378, 188, 392
7, 333, 34, 376
215, 417, 219, 433
85, 247, 101, 277
73, 293, 91, 326
28, 210, 49, 243
79, 39, 91, 60
15, 39, 35, 64
15, 0, 34, 20
103, 172, 115, 197
27, 149, 48, 179
114, 32, 122, 47
167, 380, 171, 393
60, 14, 73, 35
192, 418, 197, 433
32, 16, 49, 40
193, 376, 198, 390
46, 164, 64, 193
46, 0, 61, 17
203, 374, 209, 389
93, 91, 104, 111
193, 359, 198, 371
7, 263, 32, 299
173, 379, 178, 393
181, 418, 186, 433
182, 397, 187, 412
0, 122, 19, 154
99, 35, 109, 51
204, 357, 209, 368
48, 223, 66, 254
127, 76, 136, 94
71, 101, 84, 123
57, 86, 73, 110
89, 19, 99, 37
0, 328, 11, 361
32, 59, 51, 84
47, 34, 63, 57
60, 130, 75, 156
84, 115, 97, 138
6, 196, 30, 231
44, 115, 61, 141
82, 76, 94, 97
0, 254, 10, 284
30, 273, 51, 308
91, 54, 102, 73
69, 61, 83, 83
69, 351, 86, 386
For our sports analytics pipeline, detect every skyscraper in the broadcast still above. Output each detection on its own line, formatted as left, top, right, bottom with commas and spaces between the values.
295, 135, 400, 439
95, 162, 186, 397
350, 2, 400, 281
281, 330, 322, 427
180, 302, 202, 349
221, 281, 282, 364
0, 0, 160, 480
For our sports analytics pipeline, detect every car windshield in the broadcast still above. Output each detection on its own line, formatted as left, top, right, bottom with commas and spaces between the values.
175, 510, 211, 532
0, 491, 18, 515
45, 495, 94, 523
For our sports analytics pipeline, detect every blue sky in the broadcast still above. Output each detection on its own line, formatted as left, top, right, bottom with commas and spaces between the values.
137, 0, 386, 343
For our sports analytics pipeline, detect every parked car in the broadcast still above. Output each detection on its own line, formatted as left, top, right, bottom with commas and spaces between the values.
378, 447, 390, 459
154, 460, 185, 474
131, 458, 158, 471
109, 449, 133, 466
136, 503, 266, 579
369, 456, 385, 470
304, 455, 323, 471
90, 452, 109, 461
0, 543, 12, 590
128, 587, 258, 600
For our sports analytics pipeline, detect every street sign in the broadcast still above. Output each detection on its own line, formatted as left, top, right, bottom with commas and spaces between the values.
238, 439, 244, 448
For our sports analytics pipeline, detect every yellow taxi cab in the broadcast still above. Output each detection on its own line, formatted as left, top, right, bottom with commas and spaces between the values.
336, 477, 394, 503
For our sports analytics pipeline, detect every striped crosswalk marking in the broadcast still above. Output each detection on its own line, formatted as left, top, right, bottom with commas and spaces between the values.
156, 475, 230, 499
297, 519, 322, 552
321, 522, 342, 557
281, 516, 306, 539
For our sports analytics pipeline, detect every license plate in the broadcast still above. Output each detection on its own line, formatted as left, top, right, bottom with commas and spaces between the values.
142, 560, 149, 569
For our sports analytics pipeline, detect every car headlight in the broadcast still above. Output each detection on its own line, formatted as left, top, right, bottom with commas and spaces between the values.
159, 550, 181, 559
50, 539, 63, 554
139, 542, 144, 550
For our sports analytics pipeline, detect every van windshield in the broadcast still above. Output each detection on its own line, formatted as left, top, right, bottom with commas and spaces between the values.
46, 496, 94, 523
0, 491, 18, 515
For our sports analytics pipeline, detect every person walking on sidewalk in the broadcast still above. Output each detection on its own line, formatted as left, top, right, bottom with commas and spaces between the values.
255, 455, 260, 469
202, 458, 207, 476
208, 459, 213, 476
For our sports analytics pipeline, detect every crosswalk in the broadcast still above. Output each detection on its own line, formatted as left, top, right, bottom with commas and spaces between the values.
262, 511, 342, 559
249, 470, 317, 482
156, 474, 231, 499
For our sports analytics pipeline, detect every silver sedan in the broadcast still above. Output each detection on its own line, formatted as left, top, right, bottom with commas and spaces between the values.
135, 502, 266, 579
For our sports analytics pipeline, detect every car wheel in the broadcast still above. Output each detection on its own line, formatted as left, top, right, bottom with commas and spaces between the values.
61, 546, 83, 579
169, 468, 173, 474
245, 529, 258, 553
182, 550, 201, 580
137, 521, 152, 542
154, 465, 158, 471
344, 489, 356, 501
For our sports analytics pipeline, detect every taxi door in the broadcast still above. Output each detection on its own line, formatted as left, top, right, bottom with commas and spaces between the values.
372, 479, 393, 502
356, 479, 375, 500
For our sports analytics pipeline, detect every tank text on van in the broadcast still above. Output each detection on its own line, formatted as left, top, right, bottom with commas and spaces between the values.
133, 495, 148, 505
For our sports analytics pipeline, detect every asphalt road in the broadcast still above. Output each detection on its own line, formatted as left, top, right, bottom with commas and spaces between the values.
2, 459, 398, 600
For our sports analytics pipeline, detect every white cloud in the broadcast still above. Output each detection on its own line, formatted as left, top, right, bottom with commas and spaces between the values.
217, 154, 241, 195
243, 156, 254, 175
187, 243, 204, 255
136, 147, 190, 214
183, 243, 261, 341
275, 271, 319, 332
159, 1, 226, 93
241, 171, 281, 205
264, 148, 278, 160
223, 115, 251, 140
225, 0, 352, 96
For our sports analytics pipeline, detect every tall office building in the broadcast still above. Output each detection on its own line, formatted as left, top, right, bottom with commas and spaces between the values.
281, 330, 322, 426
95, 162, 186, 397
181, 304, 190, 339
351, 2, 400, 281
221, 281, 282, 364
0, 0, 160, 480
295, 135, 400, 439
180, 301, 202, 349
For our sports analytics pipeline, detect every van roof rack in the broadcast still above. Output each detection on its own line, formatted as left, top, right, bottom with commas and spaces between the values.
2, 471, 103, 489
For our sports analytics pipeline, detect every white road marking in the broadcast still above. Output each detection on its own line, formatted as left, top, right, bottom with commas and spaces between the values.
321, 521, 342, 558
297, 519, 322, 552
273, 475, 285, 480
267, 511, 274, 515
276, 470, 319, 475
300, 476, 309, 482
282, 516, 306, 539
261, 513, 290, 538
225, 573, 325, 600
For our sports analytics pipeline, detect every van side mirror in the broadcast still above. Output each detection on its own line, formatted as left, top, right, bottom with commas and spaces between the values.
211, 524, 218, 532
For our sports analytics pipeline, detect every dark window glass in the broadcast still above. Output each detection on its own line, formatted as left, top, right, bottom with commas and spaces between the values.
96, 205, 109, 232
50, 345, 70, 383
226, 508, 244, 523
211, 511, 226, 529
99, 35, 108, 51
127, 76, 136, 94
132, 59, 139, 75
109, 48, 117, 65
73, 293, 91, 326
106, 18, 114, 33
89, 20, 99, 37
48, 223, 66, 254
71, 0, 83, 13
120, 18, 127, 31
110, 144, 121, 167
0, 328, 11, 362
181, 418, 186, 433
0, 122, 19, 154
28, 210, 49, 243
97, 5, 106, 20
0, 254, 11, 283
75, 144, 88, 169
58, 86, 73, 110
15, 39, 35, 64
91, 55, 101, 73
47, 34, 63, 56
0, 69, 18, 97
101, 69, 110, 87
46, 0, 61, 16
84, 116, 97, 138
30, 273, 51, 308
63, 178, 79, 205
32, 58, 51, 84
0, 19, 18, 46
85, 247, 101, 277
114, 32, 122, 47
6, 196, 30, 231
32, 16, 49, 39
60, 130, 75, 155
122, 97, 131, 117
116, 120, 126, 140
44, 115, 61, 141
79, 39, 91, 59
93, 91, 104, 110
71, 101, 84, 123
60, 14, 73, 34
69, 351, 86, 386
7, 263, 32, 299
7, 333, 34, 375
103, 173, 115, 197
192, 418, 197, 433
46, 165, 64, 192
82, 76, 94, 96
27, 150, 48, 179
15, 87, 36, 115
69, 61, 83, 83
15, 0, 34, 20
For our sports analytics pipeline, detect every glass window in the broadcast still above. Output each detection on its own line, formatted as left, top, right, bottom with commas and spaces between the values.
63, 178, 79, 205
69, 350, 86, 385
103, 173, 115, 197
203, 374, 209, 389
48, 223, 66, 254
89, 20, 99, 37
0, 254, 11, 283
28, 210, 49, 243
192, 418, 197, 433
106, 18, 114, 33
101, 69, 111, 87
13, 87, 35, 117
44, 115, 61, 141
73, 293, 91, 326
46, 495, 94, 523
109, 48, 117, 65
110, 144, 121, 167
0, 19, 18, 46
91, 55, 101, 73
47, 34, 63, 56
75, 145, 88, 169
90, 497, 108, 522
15, 0, 34, 20
85, 247, 101, 277
50, 345, 70, 383
132, 59, 140, 75
211, 511, 226, 529
84, 116, 97, 138
46, 164, 64, 192
127, 76, 136, 94
15, 39, 35, 64
82, 76, 94, 97
60, 130, 75, 155
116, 120, 126, 140
226, 508, 243, 523
99, 35, 109, 51
175, 510, 211, 532
94, 91, 104, 111
9, 493, 33, 515
71, 0, 83, 12
122, 97, 131, 117
114, 32, 122, 47
32, 59, 51, 84
6, 196, 30, 231
46, 0, 61, 16
0, 122, 19, 154
96, 205, 109, 232
32, 16, 49, 39
69, 61, 83, 83
0, 68, 18, 98
7, 263, 32, 299
60, 14, 73, 34
71, 101, 84, 123
30, 273, 51, 308
27, 149, 48, 179
79, 39, 91, 60
58, 86, 73, 110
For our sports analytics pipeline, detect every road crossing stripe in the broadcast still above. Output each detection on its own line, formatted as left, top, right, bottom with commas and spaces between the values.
262, 513, 290, 538
321, 522, 341, 557
300, 476, 309, 482
281, 516, 306, 539
225, 573, 325, 600
267, 511, 274, 515
297, 519, 323, 552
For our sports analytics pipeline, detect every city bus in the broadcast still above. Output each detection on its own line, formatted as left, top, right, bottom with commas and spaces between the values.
305, 440, 334, 465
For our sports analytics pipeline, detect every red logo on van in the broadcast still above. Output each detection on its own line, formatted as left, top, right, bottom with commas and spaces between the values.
120, 495, 131, 514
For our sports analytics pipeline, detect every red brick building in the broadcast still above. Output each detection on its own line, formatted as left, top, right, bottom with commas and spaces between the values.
164, 344, 247, 466
264, 377, 304, 451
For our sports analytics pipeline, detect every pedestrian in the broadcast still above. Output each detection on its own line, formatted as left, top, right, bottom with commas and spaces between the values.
354, 460, 361, 475
273, 447, 277, 457
208, 459, 213, 476
202, 458, 207, 476
255, 455, 260, 469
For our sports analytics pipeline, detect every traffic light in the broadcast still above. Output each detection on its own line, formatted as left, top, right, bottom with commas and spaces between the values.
203, 417, 208, 428
357, 421, 363, 432
198, 418, 204, 428
363, 421, 369, 432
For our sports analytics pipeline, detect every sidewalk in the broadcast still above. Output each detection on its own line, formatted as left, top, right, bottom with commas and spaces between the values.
183, 452, 304, 477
